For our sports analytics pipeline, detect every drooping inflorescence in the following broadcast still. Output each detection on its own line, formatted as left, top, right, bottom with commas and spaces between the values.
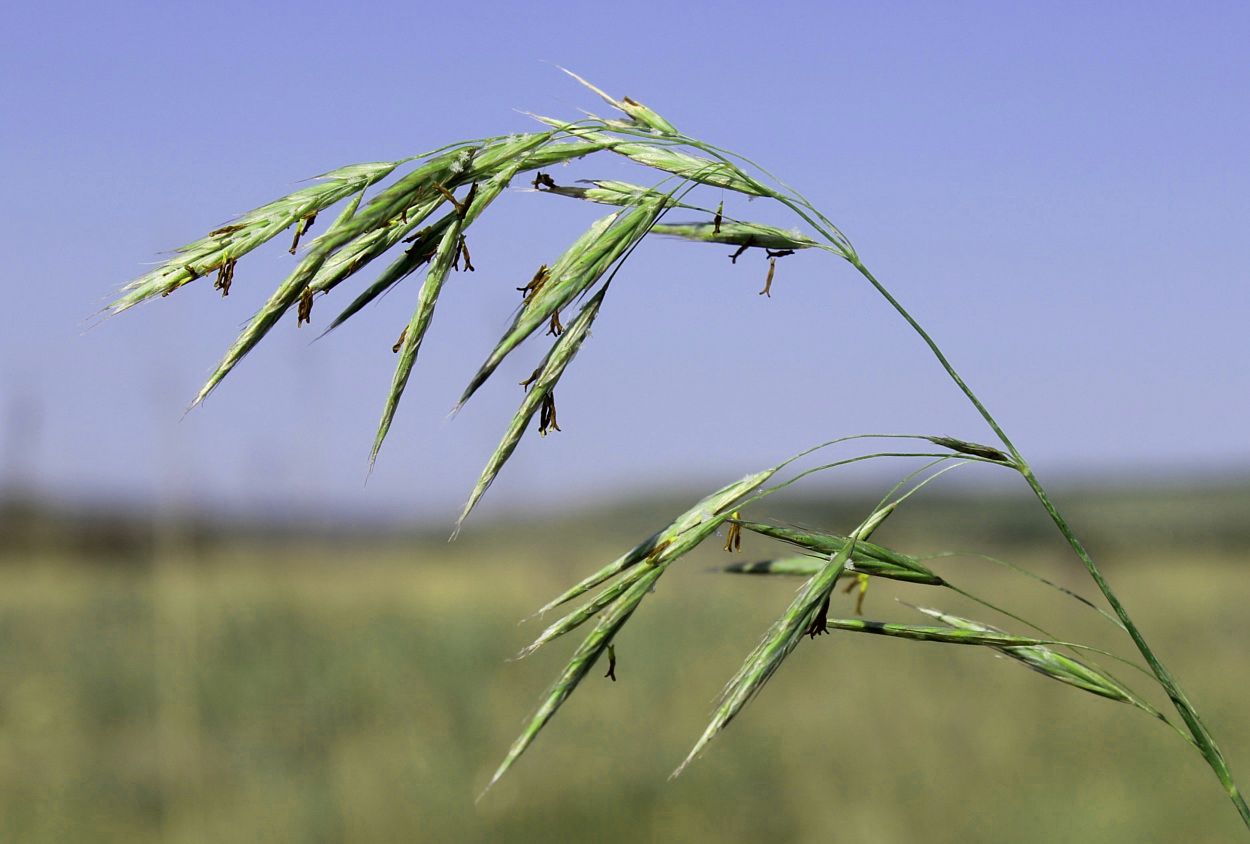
112, 71, 1247, 828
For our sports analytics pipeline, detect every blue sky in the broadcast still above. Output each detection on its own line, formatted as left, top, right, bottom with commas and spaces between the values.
2, 1, 1248, 524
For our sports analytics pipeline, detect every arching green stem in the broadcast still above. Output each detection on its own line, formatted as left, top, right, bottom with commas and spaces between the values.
843, 257, 1250, 829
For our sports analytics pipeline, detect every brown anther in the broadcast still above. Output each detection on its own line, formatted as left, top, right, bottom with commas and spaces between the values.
458, 235, 474, 272
289, 213, 317, 255
209, 223, 245, 237
402, 226, 429, 244
517, 265, 549, 303
644, 539, 672, 566
604, 644, 617, 682
729, 239, 754, 264
433, 183, 466, 216
532, 171, 557, 190
765, 248, 795, 259
546, 310, 564, 337
297, 288, 314, 326
805, 594, 832, 639
723, 518, 742, 553
519, 367, 541, 391
759, 257, 776, 297
392, 326, 407, 353
713, 200, 724, 234
461, 181, 478, 216
539, 391, 561, 436
213, 258, 236, 297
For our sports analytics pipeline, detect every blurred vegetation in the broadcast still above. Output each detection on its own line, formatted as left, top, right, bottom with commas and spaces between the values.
1, 483, 1248, 842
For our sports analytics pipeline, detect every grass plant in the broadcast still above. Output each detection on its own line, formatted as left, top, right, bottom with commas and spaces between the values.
110, 71, 1249, 829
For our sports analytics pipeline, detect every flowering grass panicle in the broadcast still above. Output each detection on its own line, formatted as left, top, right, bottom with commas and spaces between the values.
109, 72, 1249, 831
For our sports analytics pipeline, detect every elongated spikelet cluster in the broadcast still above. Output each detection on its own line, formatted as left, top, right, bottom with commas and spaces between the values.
734, 519, 944, 584
112, 160, 404, 314
911, 606, 1140, 704
484, 467, 779, 790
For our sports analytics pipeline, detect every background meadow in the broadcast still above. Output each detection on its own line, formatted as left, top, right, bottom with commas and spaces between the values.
3, 488, 1249, 842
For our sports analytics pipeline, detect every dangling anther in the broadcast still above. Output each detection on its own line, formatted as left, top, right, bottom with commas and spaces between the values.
723, 512, 742, 552
539, 391, 561, 436
392, 326, 407, 353
518, 265, 549, 303
297, 287, 314, 326
713, 200, 724, 234
289, 213, 317, 255
759, 256, 776, 297
433, 183, 467, 217
604, 644, 617, 681
729, 237, 755, 264
519, 367, 541, 391
214, 258, 236, 297
532, 171, 557, 190
546, 310, 564, 337
458, 235, 474, 272
841, 572, 870, 615
805, 593, 832, 639
644, 539, 671, 567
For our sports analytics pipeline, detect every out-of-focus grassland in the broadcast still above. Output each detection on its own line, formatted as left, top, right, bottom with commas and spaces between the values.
1, 488, 1249, 843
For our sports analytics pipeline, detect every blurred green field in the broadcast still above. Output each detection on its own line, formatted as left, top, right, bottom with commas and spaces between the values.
2, 489, 1249, 842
